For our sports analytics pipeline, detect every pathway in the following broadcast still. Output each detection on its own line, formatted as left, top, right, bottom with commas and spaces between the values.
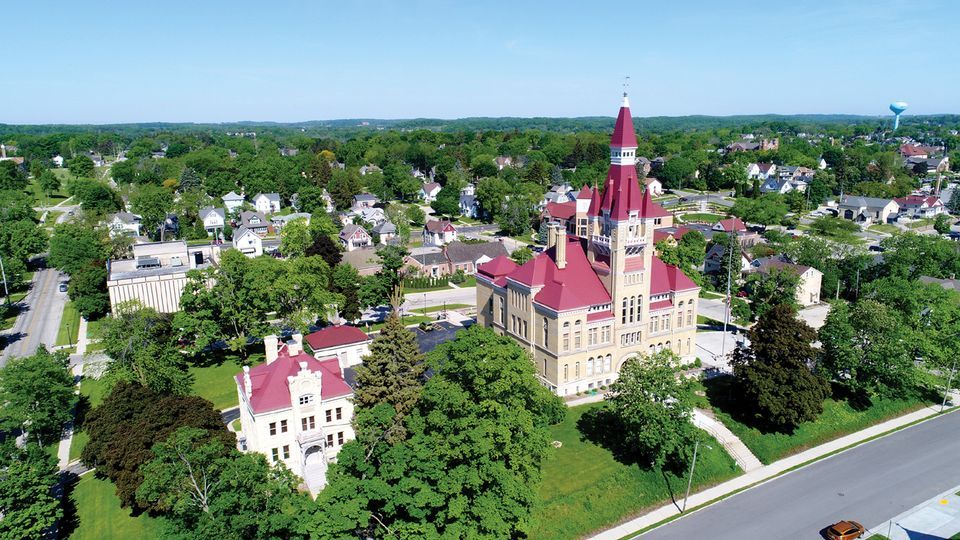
591, 400, 958, 539
692, 409, 763, 472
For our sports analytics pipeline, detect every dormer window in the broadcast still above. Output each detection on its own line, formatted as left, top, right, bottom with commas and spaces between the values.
299, 394, 315, 405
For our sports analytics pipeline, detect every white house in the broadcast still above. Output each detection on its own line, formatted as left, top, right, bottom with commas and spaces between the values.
232, 226, 263, 257
420, 182, 441, 202
52, 155, 64, 168
253, 193, 282, 214
339, 224, 372, 251
356, 207, 386, 226
271, 212, 312, 231
459, 184, 479, 218
747, 163, 777, 181
352, 194, 379, 209
746, 256, 823, 306
645, 177, 663, 197
199, 207, 226, 236
107, 212, 142, 238
235, 335, 355, 494
894, 195, 945, 219
372, 221, 397, 244
239, 211, 270, 236
305, 325, 372, 367
838, 195, 900, 224
422, 220, 457, 246
222, 191, 246, 213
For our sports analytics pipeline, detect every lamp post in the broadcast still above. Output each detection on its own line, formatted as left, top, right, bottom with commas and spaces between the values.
682, 438, 713, 512
942, 358, 957, 413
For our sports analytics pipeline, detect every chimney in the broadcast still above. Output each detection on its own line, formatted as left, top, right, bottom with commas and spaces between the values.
264, 334, 279, 364
288, 338, 302, 357
547, 221, 559, 249
242, 365, 252, 398
293, 332, 304, 350
555, 226, 567, 270
298, 361, 309, 374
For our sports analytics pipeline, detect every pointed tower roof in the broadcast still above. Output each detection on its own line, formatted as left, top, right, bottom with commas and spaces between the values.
587, 182, 602, 216
610, 94, 638, 148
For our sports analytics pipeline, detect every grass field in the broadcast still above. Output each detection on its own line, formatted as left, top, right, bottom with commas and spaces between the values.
56, 301, 80, 346
412, 303, 470, 315
67, 475, 163, 540
190, 354, 264, 410
677, 212, 724, 224
530, 404, 740, 540
868, 223, 900, 235
705, 377, 928, 464
69, 376, 109, 462
26, 173, 71, 207
364, 314, 433, 333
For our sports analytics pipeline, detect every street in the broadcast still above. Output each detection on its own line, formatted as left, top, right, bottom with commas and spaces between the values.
1, 267, 69, 365
641, 410, 960, 540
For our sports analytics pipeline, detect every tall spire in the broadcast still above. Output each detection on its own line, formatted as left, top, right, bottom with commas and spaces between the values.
595, 91, 643, 220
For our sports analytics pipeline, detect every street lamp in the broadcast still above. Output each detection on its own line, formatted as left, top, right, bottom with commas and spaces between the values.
682, 437, 713, 512
942, 358, 957, 413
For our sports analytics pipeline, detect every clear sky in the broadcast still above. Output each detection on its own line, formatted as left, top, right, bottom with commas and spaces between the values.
2, 0, 957, 124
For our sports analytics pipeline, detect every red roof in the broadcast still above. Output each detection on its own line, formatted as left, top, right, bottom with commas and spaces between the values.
544, 201, 576, 220
305, 325, 370, 351
598, 164, 644, 220
715, 218, 747, 232
576, 185, 594, 200
235, 345, 352, 414
637, 188, 672, 218
757, 163, 775, 173
653, 230, 672, 243
900, 144, 928, 157
610, 101, 638, 148
477, 255, 519, 287
895, 195, 941, 208
422, 182, 441, 193
650, 256, 699, 295
425, 220, 456, 233
587, 180, 603, 215
649, 299, 673, 311
587, 310, 614, 322
509, 237, 611, 311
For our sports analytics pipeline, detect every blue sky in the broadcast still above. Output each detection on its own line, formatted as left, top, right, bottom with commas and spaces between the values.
2, 0, 957, 123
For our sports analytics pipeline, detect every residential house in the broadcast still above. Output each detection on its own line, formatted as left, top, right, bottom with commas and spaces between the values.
253, 193, 282, 214
150, 151, 166, 159
339, 224, 372, 251
232, 226, 263, 257
542, 183, 576, 207
356, 207, 386, 226
637, 156, 652, 176
239, 211, 271, 236
107, 212, 142, 238
84, 152, 105, 167
746, 255, 823, 306
199, 207, 226, 236
494, 156, 513, 170
422, 220, 457, 246
838, 195, 900, 224
703, 242, 752, 274
476, 96, 700, 396
279, 147, 299, 157
759, 175, 807, 195
234, 335, 354, 494
270, 212, 312, 232
894, 195, 945, 218
645, 177, 663, 197
372, 221, 397, 244
352, 193, 379, 209
759, 138, 779, 151
405, 241, 509, 277
52, 155, 64, 168
358, 164, 382, 176
726, 141, 759, 152
459, 184, 479, 218
107, 240, 215, 314
747, 163, 777, 181
305, 325, 372, 367
222, 191, 245, 213
711, 218, 760, 246
419, 182, 441, 202
919, 275, 960, 292
404, 250, 448, 278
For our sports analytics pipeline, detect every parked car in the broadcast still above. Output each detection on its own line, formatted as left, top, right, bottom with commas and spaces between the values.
868, 245, 886, 252
810, 210, 824, 217
824, 520, 865, 540
58, 283, 68, 293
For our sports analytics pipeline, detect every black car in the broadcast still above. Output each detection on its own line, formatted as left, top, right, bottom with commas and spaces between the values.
58, 283, 68, 292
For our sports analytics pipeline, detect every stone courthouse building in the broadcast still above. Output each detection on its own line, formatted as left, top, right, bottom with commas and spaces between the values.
475, 94, 700, 396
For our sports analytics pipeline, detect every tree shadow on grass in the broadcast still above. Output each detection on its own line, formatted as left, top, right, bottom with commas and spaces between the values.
702, 375, 799, 435
57, 471, 80, 538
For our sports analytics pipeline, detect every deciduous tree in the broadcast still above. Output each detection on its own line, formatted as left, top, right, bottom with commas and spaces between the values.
0, 347, 75, 445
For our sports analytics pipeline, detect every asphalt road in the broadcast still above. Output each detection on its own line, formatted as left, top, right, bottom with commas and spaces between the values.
1, 268, 68, 365
641, 410, 960, 540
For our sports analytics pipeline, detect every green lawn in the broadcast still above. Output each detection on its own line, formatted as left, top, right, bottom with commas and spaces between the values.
696, 315, 724, 326
907, 218, 935, 229
70, 376, 109, 461
67, 475, 163, 540
454, 275, 476, 288
412, 303, 470, 315
364, 315, 434, 333
705, 377, 928, 464
530, 404, 740, 540
868, 223, 900, 235
190, 354, 264, 410
26, 174, 71, 207
85, 318, 106, 341
56, 301, 81, 346
677, 212, 724, 224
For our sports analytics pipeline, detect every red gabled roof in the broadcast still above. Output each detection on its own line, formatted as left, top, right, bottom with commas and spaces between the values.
477, 255, 519, 287
599, 164, 644, 220
900, 144, 928, 157
305, 325, 370, 351
715, 218, 747, 232
587, 181, 603, 216
544, 201, 576, 220
650, 256, 699, 295
576, 185, 594, 200
895, 195, 942, 208
653, 230, 672, 243
587, 310, 613, 322
425, 220, 455, 233
235, 345, 352, 414
757, 163, 775, 173
611, 101, 638, 148
508, 236, 611, 311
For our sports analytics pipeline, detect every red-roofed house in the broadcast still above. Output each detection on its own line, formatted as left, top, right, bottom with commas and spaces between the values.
305, 325, 372, 368
894, 195, 945, 219
422, 220, 457, 246
476, 94, 699, 396
235, 334, 355, 494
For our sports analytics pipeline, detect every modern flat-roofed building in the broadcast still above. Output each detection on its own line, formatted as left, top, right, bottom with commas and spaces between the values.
107, 240, 215, 314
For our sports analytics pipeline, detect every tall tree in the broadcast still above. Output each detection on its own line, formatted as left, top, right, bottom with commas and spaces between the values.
68, 261, 110, 318
130, 184, 174, 238
0, 347, 75, 445
730, 304, 830, 431
279, 217, 312, 258
0, 444, 62, 539
744, 266, 801, 321
603, 350, 699, 473
100, 303, 193, 394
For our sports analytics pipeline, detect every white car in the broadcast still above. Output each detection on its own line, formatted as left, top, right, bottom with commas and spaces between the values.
810, 210, 824, 217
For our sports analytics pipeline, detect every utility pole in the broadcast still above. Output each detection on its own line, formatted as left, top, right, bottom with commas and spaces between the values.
682, 438, 701, 512
720, 235, 734, 360
942, 358, 957, 413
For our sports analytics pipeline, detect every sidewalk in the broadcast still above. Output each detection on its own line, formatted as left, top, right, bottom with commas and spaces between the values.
693, 409, 763, 472
55, 361, 84, 470
591, 400, 958, 540
868, 486, 960, 539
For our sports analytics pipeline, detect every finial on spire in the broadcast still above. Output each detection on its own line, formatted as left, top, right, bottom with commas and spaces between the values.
621, 76, 630, 107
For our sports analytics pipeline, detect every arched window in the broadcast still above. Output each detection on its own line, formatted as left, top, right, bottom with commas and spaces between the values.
542, 317, 548, 345
586, 358, 594, 376
575, 361, 580, 378
604, 355, 612, 373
